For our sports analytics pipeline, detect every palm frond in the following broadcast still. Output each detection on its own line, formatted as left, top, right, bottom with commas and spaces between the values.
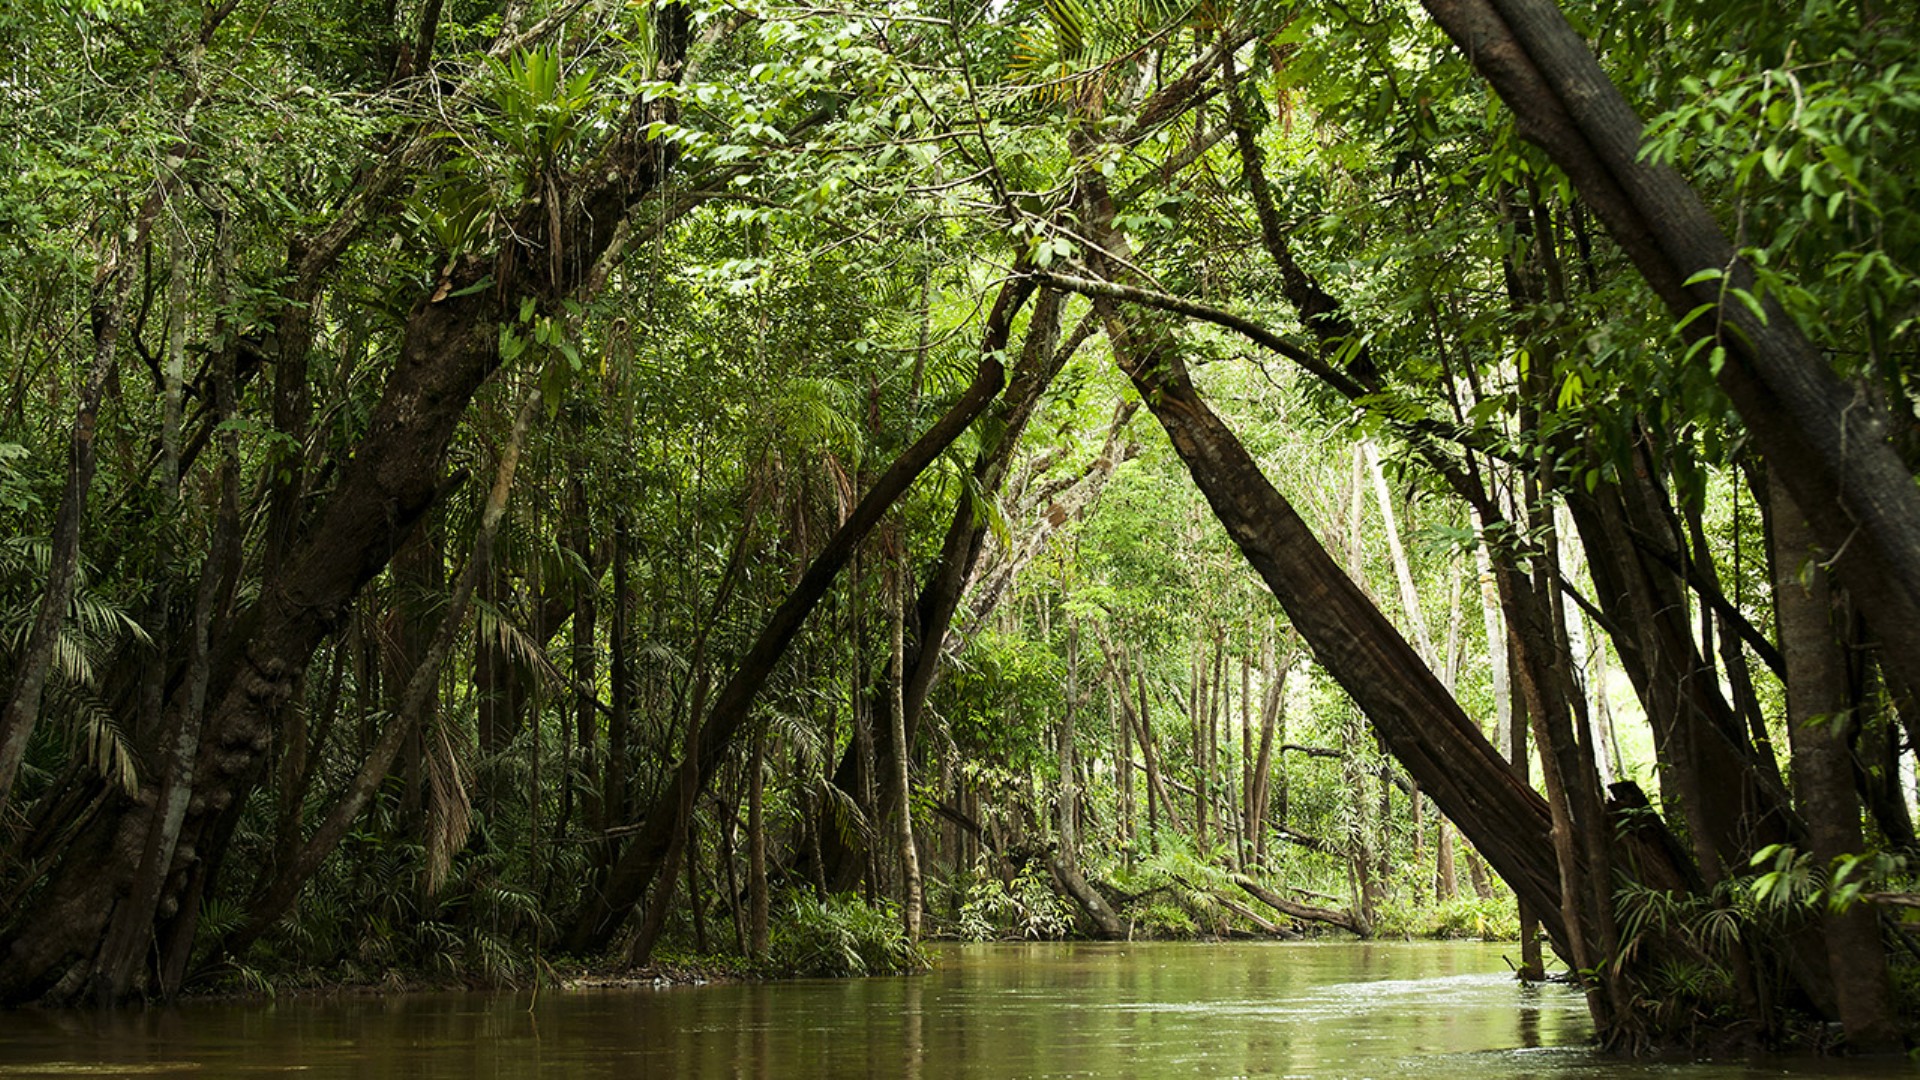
816, 778, 873, 849
422, 716, 474, 896
49, 681, 140, 794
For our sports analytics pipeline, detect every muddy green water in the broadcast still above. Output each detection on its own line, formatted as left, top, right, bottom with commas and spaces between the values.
0, 942, 1907, 1078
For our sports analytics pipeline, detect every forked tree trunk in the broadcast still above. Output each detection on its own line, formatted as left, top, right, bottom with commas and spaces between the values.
219, 385, 543, 965
0, 5, 700, 1004
91, 247, 245, 1000
1248, 633, 1290, 866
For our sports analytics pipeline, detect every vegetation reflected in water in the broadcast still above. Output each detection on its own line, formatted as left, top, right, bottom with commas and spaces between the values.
0, 943, 1906, 1078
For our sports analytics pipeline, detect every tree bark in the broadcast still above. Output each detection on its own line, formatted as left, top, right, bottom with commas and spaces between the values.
1046, 852, 1123, 938
889, 545, 923, 940
0, 3, 700, 1003
0, 238, 135, 809
1770, 471, 1900, 1050
747, 716, 769, 959
1248, 639, 1292, 865
812, 285, 1058, 888
1233, 875, 1363, 935
220, 385, 543, 963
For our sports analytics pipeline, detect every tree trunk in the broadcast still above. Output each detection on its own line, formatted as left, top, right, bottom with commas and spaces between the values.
1248, 635, 1290, 866
812, 287, 1059, 889
1233, 875, 1364, 936
1058, 617, 1078, 871
605, 514, 632, 836
1420, 0, 1920, 725
91, 279, 242, 1000
1770, 471, 1900, 1050
1046, 852, 1123, 938
747, 716, 769, 959
631, 496, 763, 968
1125, 659, 1178, 835
1116, 661, 1134, 859
1075, 168, 1570, 957
0, 236, 135, 808
568, 476, 597, 838
888, 545, 923, 941
220, 385, 543, 963
0, 4, 699, 1002
1239, 639, 1253, 870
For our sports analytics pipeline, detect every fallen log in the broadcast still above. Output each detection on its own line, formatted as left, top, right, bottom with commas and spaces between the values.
1212, 892, 1297, 937
1233, 874, 1367, 937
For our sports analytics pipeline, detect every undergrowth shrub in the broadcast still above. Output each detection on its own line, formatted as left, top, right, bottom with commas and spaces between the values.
952, 860, 1072, 941
768, 890, 927, 976
1371, 894, 1519, 940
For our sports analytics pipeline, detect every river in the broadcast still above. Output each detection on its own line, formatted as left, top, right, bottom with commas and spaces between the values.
0, 941, 1904, 1077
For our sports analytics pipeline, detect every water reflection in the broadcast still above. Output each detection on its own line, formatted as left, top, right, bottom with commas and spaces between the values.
1517, 982, 1543, 1049
0, 942, 1904, 1078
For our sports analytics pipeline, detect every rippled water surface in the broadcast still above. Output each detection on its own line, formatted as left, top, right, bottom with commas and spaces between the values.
0, 941, 1908, 1078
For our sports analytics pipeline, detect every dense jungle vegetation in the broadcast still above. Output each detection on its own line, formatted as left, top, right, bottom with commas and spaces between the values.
3, 0, 1919, 1054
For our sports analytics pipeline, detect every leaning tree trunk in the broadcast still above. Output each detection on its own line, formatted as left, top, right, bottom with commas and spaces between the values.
813, 287, 1066, 888
0, 4, 700, 1005
1070, 169, 1573, 959
216, 385, 543, 966
1419, 0, 1920, 721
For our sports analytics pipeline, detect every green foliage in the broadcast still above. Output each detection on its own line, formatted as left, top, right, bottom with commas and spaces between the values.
1610, 875, 1782, 1032
1749, 843, 1915, 915
950, 860, 1075, 941
1131, 900, 1197, 937
767, 890, 928, 977
0, 536, 148, 794
1370, 894, 1519, 941
0, 0, 1905, 1051
1106, 837, 1246, 937
0, 444, 39, 518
